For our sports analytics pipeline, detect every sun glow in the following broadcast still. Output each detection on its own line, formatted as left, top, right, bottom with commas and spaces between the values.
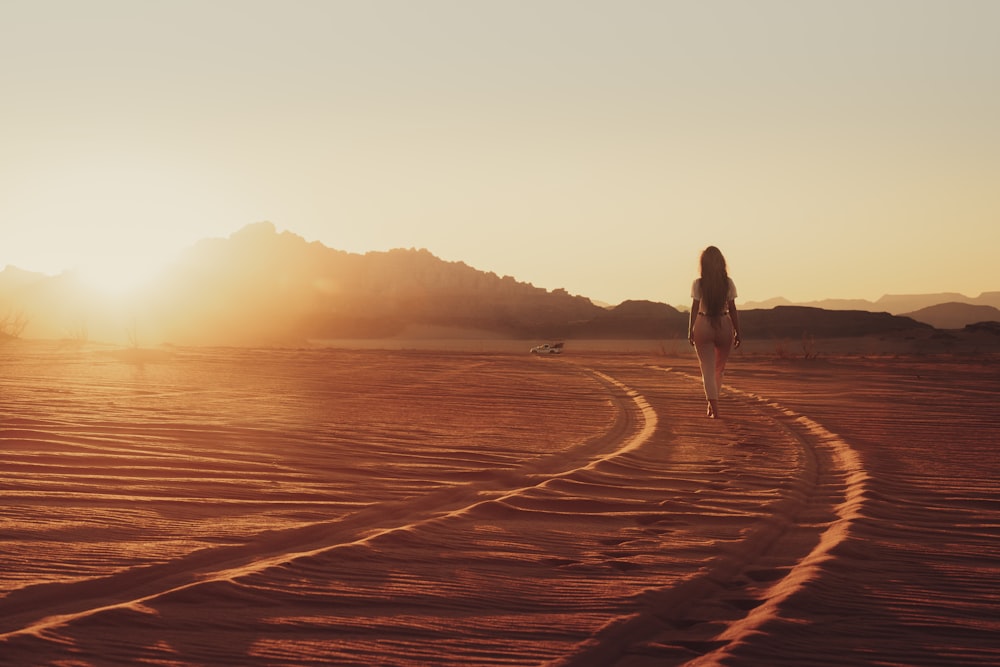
7, 142, 239, 301
76, 250, 174, 299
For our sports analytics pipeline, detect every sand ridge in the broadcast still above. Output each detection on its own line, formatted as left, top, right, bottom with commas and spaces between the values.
545, 365, 867, 665
0, 360, 656, 643
1, 345, 997, 665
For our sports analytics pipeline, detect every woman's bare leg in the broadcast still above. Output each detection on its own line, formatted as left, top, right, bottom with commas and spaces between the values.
705, 318, 734, 419
694, 316, 725, 416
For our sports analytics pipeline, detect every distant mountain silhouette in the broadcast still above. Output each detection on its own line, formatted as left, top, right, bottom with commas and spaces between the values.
979, 292, 1000, 308
743, 292, 1000, 315
572, 300, 687, 339
0, 267, 117, 342
0, 265, 47, 290
876, 293, 988, 313
739, 306, 931, 339
139, 222, 608, 345
742, 296, 880, 311
0, 222, 945, 346
900, 302, 1000, 330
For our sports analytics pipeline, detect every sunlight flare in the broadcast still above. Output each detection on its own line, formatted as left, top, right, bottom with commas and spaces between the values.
76, 249, 173, 298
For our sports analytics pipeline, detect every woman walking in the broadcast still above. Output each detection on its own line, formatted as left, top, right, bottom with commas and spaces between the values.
688, 246, 742, 418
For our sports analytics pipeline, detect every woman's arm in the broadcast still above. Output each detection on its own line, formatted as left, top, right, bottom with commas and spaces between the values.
688, 299, 699, 345
728, 299, 742, 348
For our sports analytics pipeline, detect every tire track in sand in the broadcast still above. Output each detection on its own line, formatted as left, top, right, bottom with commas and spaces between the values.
0, 367, 656, 644
550, 366, 869, 666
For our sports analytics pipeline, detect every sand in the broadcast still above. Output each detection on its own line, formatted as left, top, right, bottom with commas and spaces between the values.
1, 341, 997, 666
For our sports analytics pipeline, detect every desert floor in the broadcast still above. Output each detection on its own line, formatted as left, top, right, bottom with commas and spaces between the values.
1, 341, 998, 666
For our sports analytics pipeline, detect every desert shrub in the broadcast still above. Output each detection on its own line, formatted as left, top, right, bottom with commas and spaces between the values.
1, 310, 29, 339
802, 331, 818, 359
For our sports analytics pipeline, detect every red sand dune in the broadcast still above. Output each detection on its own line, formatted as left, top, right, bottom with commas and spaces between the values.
1, 343, 997, 666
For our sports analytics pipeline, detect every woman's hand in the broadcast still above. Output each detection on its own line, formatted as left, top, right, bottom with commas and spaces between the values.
688, 331, 695, 346
734, 331, 742, 348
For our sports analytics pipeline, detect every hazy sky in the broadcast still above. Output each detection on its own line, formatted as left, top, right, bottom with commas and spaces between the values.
3, 1, 998, 306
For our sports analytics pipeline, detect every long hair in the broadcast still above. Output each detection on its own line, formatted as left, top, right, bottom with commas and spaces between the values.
699, 246, 729, 319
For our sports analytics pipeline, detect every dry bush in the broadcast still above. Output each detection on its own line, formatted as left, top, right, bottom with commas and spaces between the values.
802, 332, 819, 359
1, 310, 29, 339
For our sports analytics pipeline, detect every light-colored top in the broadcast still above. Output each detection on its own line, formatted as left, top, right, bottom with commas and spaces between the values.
691, 277, 737, 303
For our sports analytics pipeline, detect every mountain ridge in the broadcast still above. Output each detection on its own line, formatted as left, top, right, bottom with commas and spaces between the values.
743, 292, 1000, 318
899, 302, 1000, 331
0, 222, 984, 345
